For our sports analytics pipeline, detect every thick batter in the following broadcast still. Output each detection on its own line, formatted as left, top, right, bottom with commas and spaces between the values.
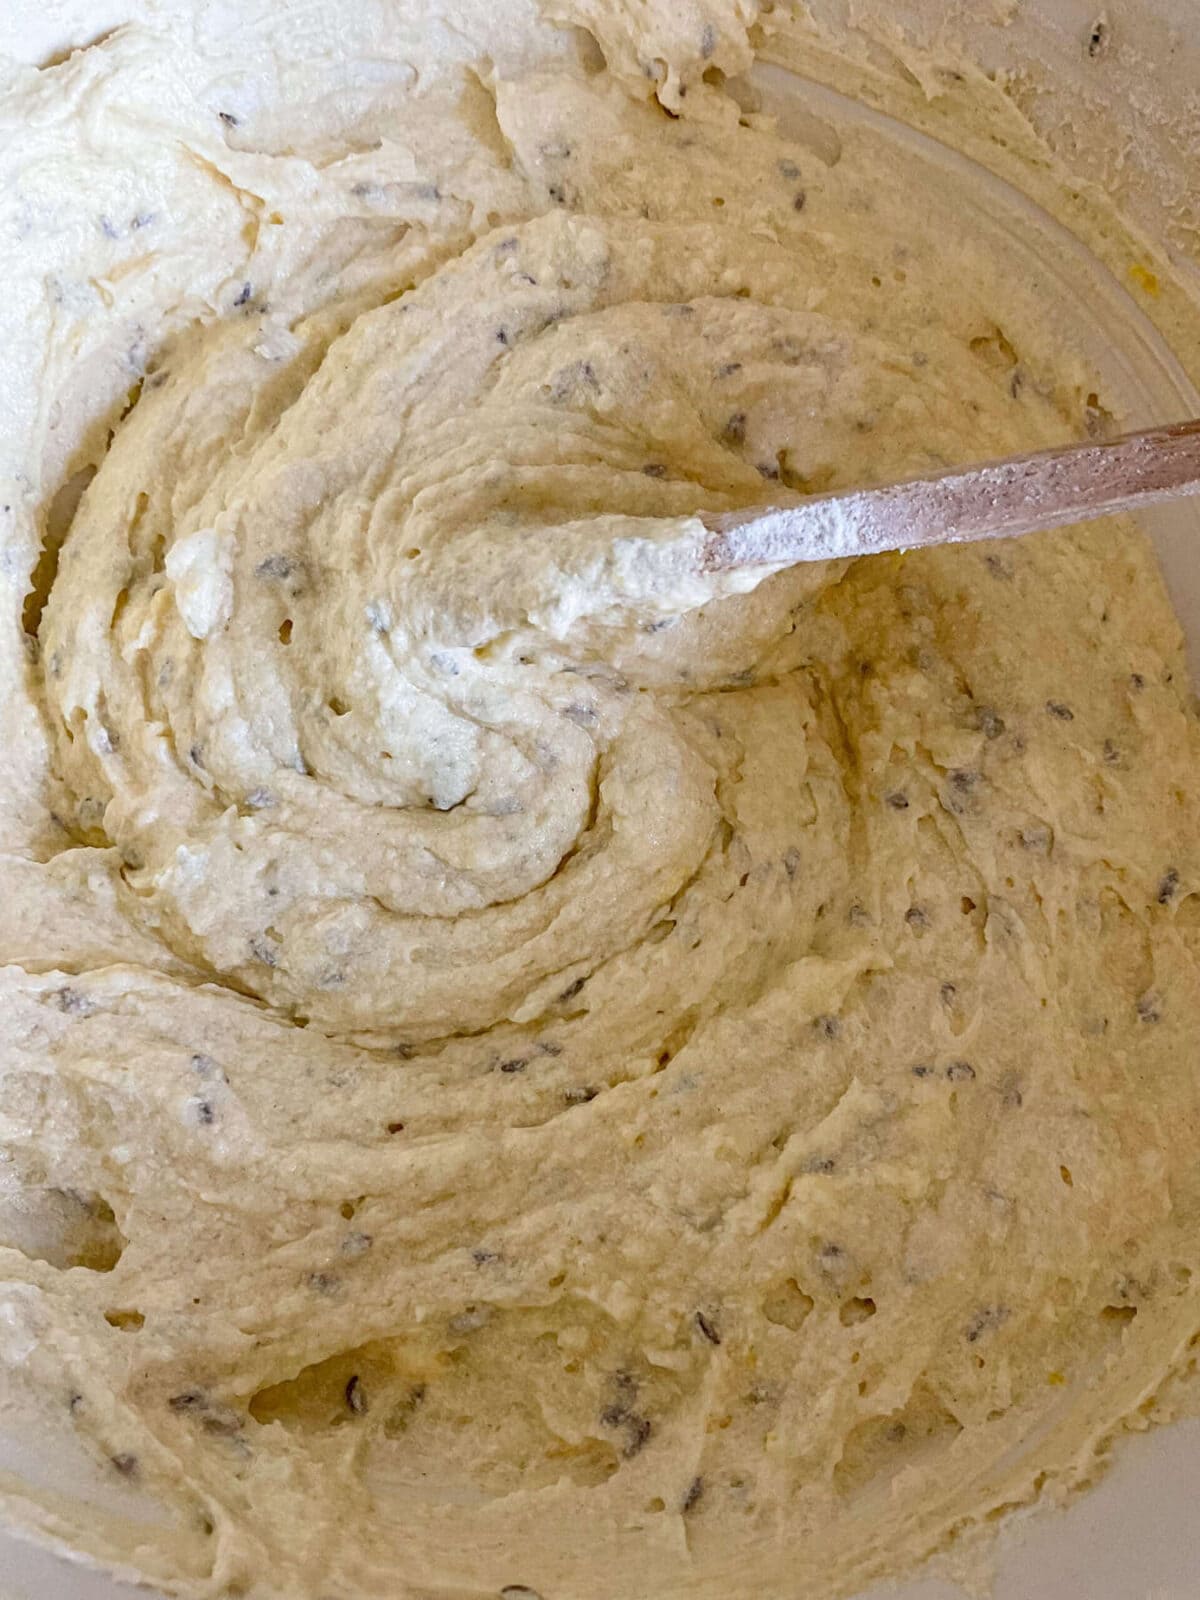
2, 4, 1200, 1598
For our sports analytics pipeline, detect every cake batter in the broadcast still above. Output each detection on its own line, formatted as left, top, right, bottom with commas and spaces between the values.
1, 4, 1199, 1597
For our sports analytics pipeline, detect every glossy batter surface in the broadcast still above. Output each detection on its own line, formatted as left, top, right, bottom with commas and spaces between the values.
1, 5, 1199, 1598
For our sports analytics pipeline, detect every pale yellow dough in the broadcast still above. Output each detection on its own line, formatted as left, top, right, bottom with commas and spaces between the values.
2, 4, 1200, 1599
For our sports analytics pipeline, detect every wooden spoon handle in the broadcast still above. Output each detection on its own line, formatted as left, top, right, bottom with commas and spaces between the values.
699, 418, 1200, 571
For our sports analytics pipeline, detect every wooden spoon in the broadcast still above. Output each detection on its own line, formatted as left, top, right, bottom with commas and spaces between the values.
699, 418, 1200, 571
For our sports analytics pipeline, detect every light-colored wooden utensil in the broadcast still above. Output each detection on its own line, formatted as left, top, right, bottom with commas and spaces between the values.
699, 418, 1200, 571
